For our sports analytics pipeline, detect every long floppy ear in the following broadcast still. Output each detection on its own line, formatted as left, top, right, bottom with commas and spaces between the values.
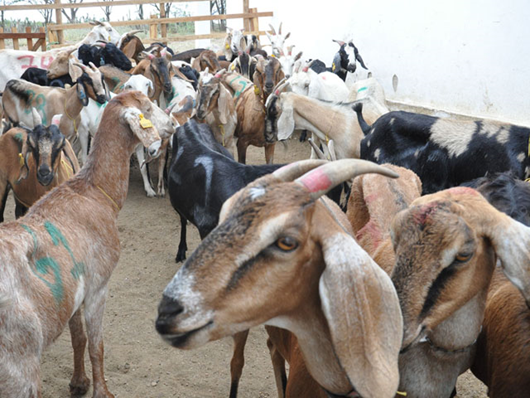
319, 231, 402, 398
356, 51, 368, 70
68, 58, 84, 81
120, 106, 160, 147
14, 128, 31, 182
276, 95, 295, 138
147, 80, 155, 98
76, 82, 89, 106
217, 85, 230, 125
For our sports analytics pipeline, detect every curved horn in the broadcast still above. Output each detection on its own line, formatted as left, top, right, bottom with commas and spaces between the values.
73, 62, 87, 71
308, 138, 326, 160
265, 77, 290, 108
296, 159, 400, 200
328, 140, 337, 161
268, 23, 277, 35
273, 159, 328, 182
332, 39, 346, 47
126, 29, 143, 37
31, 108, 42, 126
279, 22, 283, 35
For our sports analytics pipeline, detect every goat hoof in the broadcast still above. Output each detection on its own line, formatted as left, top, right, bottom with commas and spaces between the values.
157, 189, 165, 198
145, 188, 157, 198
176, 251, 186, 263
69, 375, 90, 396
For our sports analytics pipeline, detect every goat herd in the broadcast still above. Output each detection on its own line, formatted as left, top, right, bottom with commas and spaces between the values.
0, 19, 528, 398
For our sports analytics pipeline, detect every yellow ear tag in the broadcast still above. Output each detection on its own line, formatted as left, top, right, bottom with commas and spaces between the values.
270, 54, 276, 58
19, 153, 24, 167
225, 44, 230, 50
139, 114, 154, 129
231, 64, 235, 71
108, 35, 111, 41
332, 62, 336, 71
254, 86, 260, 95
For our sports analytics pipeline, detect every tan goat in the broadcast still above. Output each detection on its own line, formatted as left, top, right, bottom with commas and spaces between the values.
157, 159, 404, 398
0, 110, 79, 222
0, 91, 162, 397
390, 187, 530, 398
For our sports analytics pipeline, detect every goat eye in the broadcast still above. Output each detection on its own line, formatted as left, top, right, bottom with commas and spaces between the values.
275, 237, 298, 252
455, 252, 473, 263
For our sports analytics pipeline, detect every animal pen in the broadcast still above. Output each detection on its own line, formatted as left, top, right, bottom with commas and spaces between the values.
0, 0, 272, 48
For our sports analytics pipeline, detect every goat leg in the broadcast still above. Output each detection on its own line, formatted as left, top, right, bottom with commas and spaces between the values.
156, 140, 170, 198
176, 215, 188, 263
267, 335, 287, 398
135, 145, 157, 197
69, 309, 90, 396
0, 180, 9, 223
264, 143, 276, 165
84, 286, 114, 398
14, 199, 28, 219
229, 330, 250, 398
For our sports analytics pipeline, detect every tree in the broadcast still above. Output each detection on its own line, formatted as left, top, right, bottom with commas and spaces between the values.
137, 4, 144, 20
99, 0, 112, 22
26, 0, 54, 24
62, 0, 83, 23
210, 0, 226, 31
153, 2, 173, 19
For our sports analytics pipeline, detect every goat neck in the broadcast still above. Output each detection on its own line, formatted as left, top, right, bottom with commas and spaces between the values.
75, 91, 161, 213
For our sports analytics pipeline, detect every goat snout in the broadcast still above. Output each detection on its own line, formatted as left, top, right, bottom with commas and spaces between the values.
37, 166, 54, 186
163, 83, 172, 93
156, 295, 184, 335
347, 63, 357, 73
96, 94, 108, 104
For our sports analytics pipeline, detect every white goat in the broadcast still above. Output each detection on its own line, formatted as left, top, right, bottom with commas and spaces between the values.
156, 159, 403, 398
266, 23, 291, 57
0, 91, 163, 398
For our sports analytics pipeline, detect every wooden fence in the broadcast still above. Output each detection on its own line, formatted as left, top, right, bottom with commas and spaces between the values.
0, 27, 46, 50
0, 0, 272, 48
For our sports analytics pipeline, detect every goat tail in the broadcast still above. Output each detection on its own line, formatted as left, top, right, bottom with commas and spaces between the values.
352, 101, 372, 136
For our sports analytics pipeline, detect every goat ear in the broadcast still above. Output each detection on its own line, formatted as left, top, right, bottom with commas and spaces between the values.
285, 32, 291, 40
147, 80, 155, 98
16, 130, 31, 182
356, 52, 368, 70
68, 58, 84, 81
217, 85, 229, 125
276, 97, 295, 138
294, 51, 303, 62
121, 107, 160, 146
77, 83, 89, 106
319, 231, 402, 398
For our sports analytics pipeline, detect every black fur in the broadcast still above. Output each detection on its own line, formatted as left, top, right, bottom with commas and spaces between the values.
178, 65, 199, 91
355, 104, 530, 194
78, 43, 132, 70
171, 48, 206, 63
20, 67, 73, 88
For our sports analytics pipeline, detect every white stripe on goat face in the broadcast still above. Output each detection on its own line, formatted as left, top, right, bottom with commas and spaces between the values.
344, 43, 357, 70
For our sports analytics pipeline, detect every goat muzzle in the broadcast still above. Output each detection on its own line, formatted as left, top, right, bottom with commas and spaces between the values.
37, 166, 54, 186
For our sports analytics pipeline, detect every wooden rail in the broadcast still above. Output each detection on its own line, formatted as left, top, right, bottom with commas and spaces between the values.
1, 0, 272, 46
0, 27, 46, 51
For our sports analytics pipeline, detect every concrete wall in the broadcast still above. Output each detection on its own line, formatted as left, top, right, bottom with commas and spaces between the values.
228, 0, 530, 125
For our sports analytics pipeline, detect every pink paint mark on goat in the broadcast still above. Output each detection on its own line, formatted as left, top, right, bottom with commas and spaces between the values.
17, 55, 35, 70
363, 193, 379, 204
299, 169, 332, 193
447, 187, 479, 196
356, 220, 383, 250
412, 202, 441, 226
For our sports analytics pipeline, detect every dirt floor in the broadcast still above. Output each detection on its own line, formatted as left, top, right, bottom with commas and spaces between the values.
3, 138, 488, 398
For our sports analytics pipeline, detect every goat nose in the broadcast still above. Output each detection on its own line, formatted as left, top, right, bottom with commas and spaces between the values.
156, 295, 184, 335
39, 167, 51, 176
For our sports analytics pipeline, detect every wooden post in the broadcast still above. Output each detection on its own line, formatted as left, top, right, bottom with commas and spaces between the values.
149, 14, 158, 40
160, 2, 167, 41
26, 27, 33, 50
48, 25, 58, 45
0, 28, 4, 50
12, 27, 19, 50
39, 27, 46, 51
250, 7, 259, 34
243, 0, 250, 31
55, 0, 64, 44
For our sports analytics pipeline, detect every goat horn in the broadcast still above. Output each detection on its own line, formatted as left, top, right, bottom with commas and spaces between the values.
273, 160, 328, 182
31, 108, 42, 126
279, 23, 283, 35
126, 29, 143, 37
328, 140, 337, 161
73, 62, 87, 70
308, 139, 326, 160
332, 39, 346, 47
268, 23, 277, 35
296, 159, 400, 200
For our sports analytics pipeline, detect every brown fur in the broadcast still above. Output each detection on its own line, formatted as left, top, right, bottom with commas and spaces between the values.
131, 53, 174, 106
191, 50, 221, 73
0, 127, 79, 222
0, 91, 161, 398
119, 34, 145, 64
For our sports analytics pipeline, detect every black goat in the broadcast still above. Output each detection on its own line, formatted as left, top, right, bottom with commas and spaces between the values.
20, 67, 73, 88
177, 65, 199, 91
355, 103, 530, 194
168, 120, 342, 262
309, 40, 368, 81
78, 42, 132, 70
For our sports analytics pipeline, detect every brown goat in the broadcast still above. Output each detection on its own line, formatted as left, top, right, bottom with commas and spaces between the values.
0, 113, 79, 222
224, 56, 284, 163
119, 31, 145, 64
0, 91, 162, 397
131, 51, 174, 108
191, 49, 221, 73
390, 187, 530, 398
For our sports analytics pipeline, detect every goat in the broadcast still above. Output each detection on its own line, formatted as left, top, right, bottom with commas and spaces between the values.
117, 30, 145, 64
0, 22, 120, 92
171, 48, 207, 64
229, 51, 258, 80
0, 109, 79, 222
191, 49, 221, 73
0, 90, 162, 397
389, 185, 530, 397
308, 40, 369, 82
266, 23, 291, 57
265, 91, 385, 160
99, 64, 131, 93
2, 62, 108, 144
157, 158, 403, 398
224, 56, 284, 164
78, 42, 132, 71
21, 67, 73, 88
277, 46, 303, 78
459, 173, 530, 397
77, 76, 174, 197
196, 72, 237, 154
355, 105, 530, 194
131, 50, 174, 108
289, 62, 349, 101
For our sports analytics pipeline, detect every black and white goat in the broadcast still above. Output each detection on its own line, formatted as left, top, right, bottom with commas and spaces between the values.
310, 40, 369, 82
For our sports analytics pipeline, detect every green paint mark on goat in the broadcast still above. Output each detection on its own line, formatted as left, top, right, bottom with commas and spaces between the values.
14, 133, 24, 142
44, 221, 86, 280
357, 87, 368, 93
21, 224, 38, 257
34, 257, 64, 304
228, 75, 248, 99
22, 90, 47, 125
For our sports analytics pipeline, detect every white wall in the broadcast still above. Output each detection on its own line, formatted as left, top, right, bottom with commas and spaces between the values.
229, 0, 530, 125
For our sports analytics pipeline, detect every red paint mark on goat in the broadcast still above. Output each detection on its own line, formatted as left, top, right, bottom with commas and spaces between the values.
356, 220, 383, 250
412, 202, 441, 225
364, 193, 379, 204
447, 187, 479, 196
299, 169, 332, 193
17, 55, 35, 70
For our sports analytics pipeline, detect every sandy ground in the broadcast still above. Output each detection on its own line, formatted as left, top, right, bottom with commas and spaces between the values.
2, 139, 488, 398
